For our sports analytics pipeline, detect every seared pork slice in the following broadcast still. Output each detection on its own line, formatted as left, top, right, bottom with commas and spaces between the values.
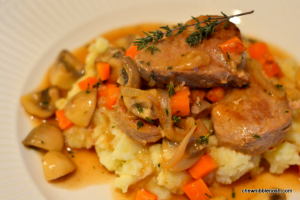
211, 82, 292, 155
115, 98, 162, 144
135, 16, 249, 88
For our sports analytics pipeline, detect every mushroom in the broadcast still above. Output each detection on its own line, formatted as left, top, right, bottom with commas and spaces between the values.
123, 96, 158, 120
115, 98, 162, 144
23, 123, 64, 151
112, 34, 141, 50
117, 56, 141, 88
20, 86, 60, 118
96, 47, 125, 83
64, 88, 97, 127
42, 151, 76, 181
50, 50, 84, 90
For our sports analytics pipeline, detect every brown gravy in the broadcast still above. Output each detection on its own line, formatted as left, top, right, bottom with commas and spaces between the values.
28, 24, 300, 200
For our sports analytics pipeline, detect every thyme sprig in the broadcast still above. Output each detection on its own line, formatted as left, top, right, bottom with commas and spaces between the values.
133, 10, 254, 54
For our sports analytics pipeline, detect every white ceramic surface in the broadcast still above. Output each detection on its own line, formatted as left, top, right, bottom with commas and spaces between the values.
0, 0, 299, 199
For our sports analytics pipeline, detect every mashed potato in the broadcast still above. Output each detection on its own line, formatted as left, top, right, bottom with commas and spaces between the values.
59, 36, 300, 197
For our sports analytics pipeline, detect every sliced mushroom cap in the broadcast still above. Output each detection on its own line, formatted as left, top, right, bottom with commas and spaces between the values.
123, 96, 158, 120
117, 56, 141, 88
64, 88, 97, 127
50, 50, 84, 90
113, 34, 141, 50
97, 47, 125, 83
42, 151, 76, 181
115, 98, 162, 144
23, 123, 64, 151
21, 87, 60, 118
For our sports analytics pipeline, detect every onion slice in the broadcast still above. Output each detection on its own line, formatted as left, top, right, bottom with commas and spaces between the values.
169, 149, 205, 172
161, 121, 197, 169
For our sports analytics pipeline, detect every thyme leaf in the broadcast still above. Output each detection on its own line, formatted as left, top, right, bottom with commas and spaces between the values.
172, 115, 181, 123
136, 103, 143, 113
167, 84, 176, 98
146, 117, 154, 124
137, 121, 144, 130
133, 11, 254, 53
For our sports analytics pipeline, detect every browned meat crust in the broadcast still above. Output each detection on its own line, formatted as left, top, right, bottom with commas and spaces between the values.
211, 82, 292, 155
135, 16, 249, 88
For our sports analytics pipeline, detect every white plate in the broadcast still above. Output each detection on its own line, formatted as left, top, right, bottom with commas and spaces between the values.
0, 0, 299, 199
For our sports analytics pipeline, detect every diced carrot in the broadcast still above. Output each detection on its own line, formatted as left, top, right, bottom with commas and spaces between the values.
248, 42, 283, 78
189, 155, 219, 179
55, 110, 73, 130
171, 90, 190, 116
96, 62, 110, 81
105, 87, 120, 109
136, 189, 157, 200
262, 62, 284, 78
220, 36, 246, 55
97, 83, 118, 98
247, 42, 269, 60
190, 89, 206, 104
183, 178, 214, 200
78, 77, 98, 91
205, 87, 225, 103
126, 44, 140, 60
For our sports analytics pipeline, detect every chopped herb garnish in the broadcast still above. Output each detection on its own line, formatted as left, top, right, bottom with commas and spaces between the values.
86, 83, 90, 93
158, 163, 161, 167
140, 61, 144, 64
226, 51, 230, 60
172, 115, 181, 123
146, 117, 154, 124
195, 122, 197, 125
71, 155, 75, 158
136, 103, 143, 113
232, 188, 235, 198
269, 92, 272, 96
137, 121, 144, 130
147, 62, 151, 66
276, 84, 283, 89
93, 82, 100, 88
93, 166, 95, 169
112, 126, 115, 128
133, 11, 254, 53
84, 111, 87, 114
167, 66, 173, 70
121, 95, 123, 99
150, 71, 154, 79
68, 151, 74, 154
286, 110, 289, 113
252, 135, 260, 139
197, 133, 210, 144
167, 84, 176, 98
41, 140, 44, 144
205, 193, 212, 198
166, 108, 169, 116
41, 102, 49, 106
182, 54, 185, 56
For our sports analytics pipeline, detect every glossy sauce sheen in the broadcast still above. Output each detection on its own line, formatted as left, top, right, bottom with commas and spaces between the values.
30, 24, 300, 200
